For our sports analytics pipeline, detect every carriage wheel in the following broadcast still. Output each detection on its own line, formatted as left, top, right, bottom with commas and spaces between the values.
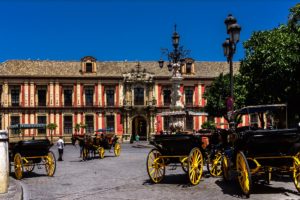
147, 149, 165, 183
188, 148, 203, 185
98, 147, 105, 159
82, 147, 89, 161
114, 143, 121, 157
181, 157, 188, 173
207, 152, 222, 177
24, 162, 35, 172
236, 151, 252, 196
45, 151, 56, 177
14, 153, 23, 180
222, 155, 231, 181
293, 152, 300, 192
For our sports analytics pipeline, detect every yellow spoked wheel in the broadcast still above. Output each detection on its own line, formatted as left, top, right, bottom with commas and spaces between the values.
222, 155, 231, 181
99, 147, 105, 159
114, 143, 121, 157
181, 157, 188, 173
293, 152, 300, 192
188, 148, 203, 185
147, 149, 165, 183
207, 152, 222, 177
45, 151, 56, 177
236, 151, 252, 196
24, 162, 35, 172
14, 153, 23, 180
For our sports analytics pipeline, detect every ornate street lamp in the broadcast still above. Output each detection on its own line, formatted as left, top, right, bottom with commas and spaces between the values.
223, 14, 241, 121
157, 25, 190, 132
158, 25, 190, 109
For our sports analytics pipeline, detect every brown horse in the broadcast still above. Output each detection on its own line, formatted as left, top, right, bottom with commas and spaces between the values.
71, 134, 98, 160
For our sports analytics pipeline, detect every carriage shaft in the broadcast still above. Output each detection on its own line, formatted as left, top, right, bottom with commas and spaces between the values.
248, 155, 299, 175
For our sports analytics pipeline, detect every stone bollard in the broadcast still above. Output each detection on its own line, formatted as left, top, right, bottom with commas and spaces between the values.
0, 130, 9, 193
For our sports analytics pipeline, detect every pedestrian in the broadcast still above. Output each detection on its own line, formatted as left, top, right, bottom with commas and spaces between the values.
135, 133, 140, 143
57, 136, 64, 161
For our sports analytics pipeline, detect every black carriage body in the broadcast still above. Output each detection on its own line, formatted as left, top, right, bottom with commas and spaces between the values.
236, 128, 300, 156
93, 133, 118, 149
150, 134, 203, 156
12, 139, 52, 163
100, 136, 118, 149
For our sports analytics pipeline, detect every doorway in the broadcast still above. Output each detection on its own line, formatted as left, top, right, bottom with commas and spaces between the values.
132, 116, 147, 141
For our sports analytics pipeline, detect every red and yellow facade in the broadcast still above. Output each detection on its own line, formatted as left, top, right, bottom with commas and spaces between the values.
0, 57, 240, 141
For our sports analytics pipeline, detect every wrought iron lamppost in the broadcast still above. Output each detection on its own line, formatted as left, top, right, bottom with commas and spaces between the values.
222, 14, 241, 121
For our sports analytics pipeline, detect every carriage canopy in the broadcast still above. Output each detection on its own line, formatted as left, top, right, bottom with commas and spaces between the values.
95, 128, 114, 133
234, 104, 287, 115
8, 123, 47, 129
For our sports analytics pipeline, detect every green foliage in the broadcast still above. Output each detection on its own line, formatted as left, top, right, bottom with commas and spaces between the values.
47, 123, 57, 130
201, 121, 216, 130
288, 3, 300, 31
47, 123, 57, 143
74, 123, 81, 132
240, 3, 300, 125
204, 73, 247, 122
74, 123, 87, 134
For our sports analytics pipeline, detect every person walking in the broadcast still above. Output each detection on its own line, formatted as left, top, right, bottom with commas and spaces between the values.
135, 133, 140, 143
57, 136, 64, 161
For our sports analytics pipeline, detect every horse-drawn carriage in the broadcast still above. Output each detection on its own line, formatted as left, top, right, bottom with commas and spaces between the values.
8, 124, 56, 180
221, 104, 300, 196
203, 128, 229, 177
71, 128, 121, 160
147, 133, 205, 185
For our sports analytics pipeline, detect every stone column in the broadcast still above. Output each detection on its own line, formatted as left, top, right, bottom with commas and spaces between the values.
0, 130, 9, 193
2, 83, 8, 107
49, 82, 54, 107
30, 82, 35, 107
149, 85, 153, 103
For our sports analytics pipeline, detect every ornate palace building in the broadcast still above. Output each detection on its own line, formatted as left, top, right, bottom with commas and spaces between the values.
0, 56, 239, 141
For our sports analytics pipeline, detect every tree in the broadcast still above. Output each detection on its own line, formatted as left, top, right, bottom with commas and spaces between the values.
47, 123, 57, 143
201, 121, 216, 130
240, 3, 300, 126
74, 123, 81, 135
74, 123, 87, 135
204, 73, 247, 123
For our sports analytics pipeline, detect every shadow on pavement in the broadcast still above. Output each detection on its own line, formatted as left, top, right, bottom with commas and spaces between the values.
9, 171, 48, 179
215, 178, 299, 198
143, 173, 208, 188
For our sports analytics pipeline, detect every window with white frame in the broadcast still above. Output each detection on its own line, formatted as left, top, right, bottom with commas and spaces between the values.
106, 88, 115, 106
106, 115, 115, 131
10, 116, 20, 134
38, 116, 47, 134
185, 87, 193, 106
85, 86, 94, 106
85, 115, 94, 133
64, 88, 73, 106
11, 86, 20, 106
64, 116, 73, 134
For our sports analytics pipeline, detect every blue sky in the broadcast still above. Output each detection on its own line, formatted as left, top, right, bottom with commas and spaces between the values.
0, 0, 298, 63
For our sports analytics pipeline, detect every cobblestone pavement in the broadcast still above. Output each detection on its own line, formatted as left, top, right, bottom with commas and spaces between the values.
16, 143, 300, 200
